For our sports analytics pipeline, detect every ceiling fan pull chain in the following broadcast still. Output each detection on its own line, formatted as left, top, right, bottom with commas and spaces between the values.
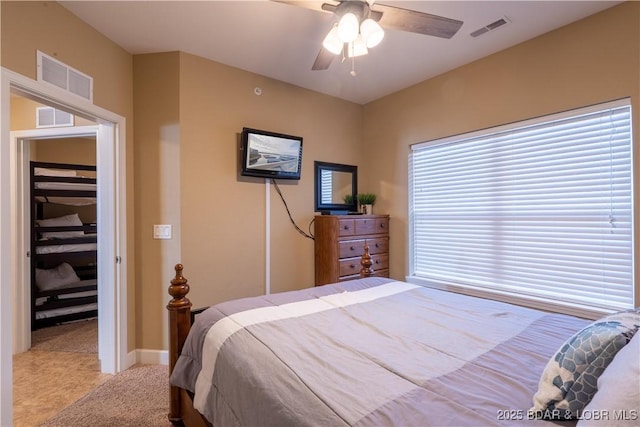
350, 57, 357, 77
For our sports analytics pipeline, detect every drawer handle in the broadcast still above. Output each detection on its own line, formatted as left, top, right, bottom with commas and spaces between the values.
350, 264, 356, 269
343, 225, 350, 230
379, 223, 386, 228
375, 243, 380, 248
375, 260, 380, 265
350, 246, 355, 251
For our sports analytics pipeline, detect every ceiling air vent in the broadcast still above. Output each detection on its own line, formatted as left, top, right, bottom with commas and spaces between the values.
470, 16, 511, 38
36, 107, 74, 128
36, 51, 93, 102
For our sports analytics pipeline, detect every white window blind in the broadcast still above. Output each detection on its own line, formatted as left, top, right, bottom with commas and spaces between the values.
409, 99, 634, 314
321, 169, 333, 204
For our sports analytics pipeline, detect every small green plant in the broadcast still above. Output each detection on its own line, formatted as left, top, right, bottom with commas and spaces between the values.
343, 194, 354, 204
357, 193, 377, 206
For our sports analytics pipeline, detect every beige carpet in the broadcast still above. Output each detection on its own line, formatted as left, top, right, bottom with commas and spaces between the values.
31, 319, 98, 354
40, 364, 171, 427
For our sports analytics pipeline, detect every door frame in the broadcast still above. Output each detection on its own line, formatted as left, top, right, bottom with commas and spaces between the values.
0, 67, 128, 425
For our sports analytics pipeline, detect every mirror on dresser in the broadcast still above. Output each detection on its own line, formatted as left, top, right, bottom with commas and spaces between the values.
314, 161, 358, 213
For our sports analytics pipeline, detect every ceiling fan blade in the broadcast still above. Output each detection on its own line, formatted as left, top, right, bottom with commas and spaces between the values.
373, 3, 463, 39
312, 47, 337, 70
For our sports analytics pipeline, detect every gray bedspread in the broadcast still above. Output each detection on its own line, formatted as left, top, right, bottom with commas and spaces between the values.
170, 277, 589, 426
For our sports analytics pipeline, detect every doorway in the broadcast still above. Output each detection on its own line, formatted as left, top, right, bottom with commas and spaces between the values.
1, 67, 128, 425
13, 128, 99, 354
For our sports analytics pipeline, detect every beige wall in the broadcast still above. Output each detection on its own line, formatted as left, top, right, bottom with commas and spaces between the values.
132, 52, 181, 350
179, 52, 362, 302
132, 52, 363, 349
31, 137, 96, 167
362, 2, 640, 306
1, 1, 136, 350
1, 2, 133, 112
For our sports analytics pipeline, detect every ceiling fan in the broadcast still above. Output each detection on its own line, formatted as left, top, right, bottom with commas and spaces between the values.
274, 1, 463, 71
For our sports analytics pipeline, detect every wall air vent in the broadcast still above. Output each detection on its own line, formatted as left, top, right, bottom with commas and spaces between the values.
36, 51, 93, 102
36, 106, 74, 128
470, 16, 511, 38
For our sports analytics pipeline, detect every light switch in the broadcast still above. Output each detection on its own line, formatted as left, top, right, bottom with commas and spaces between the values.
153, 224, 172, 240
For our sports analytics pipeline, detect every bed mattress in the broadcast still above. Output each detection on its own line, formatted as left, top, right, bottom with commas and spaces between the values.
34, 180, 96, 205
34, 303, 97, 320
171, 277, 590, 426
36, 242, 97, 255
34, 181, 96, 191
35, 196, 96, 206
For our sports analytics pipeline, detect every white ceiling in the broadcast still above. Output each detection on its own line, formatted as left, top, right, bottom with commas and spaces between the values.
59, 1, 622, 105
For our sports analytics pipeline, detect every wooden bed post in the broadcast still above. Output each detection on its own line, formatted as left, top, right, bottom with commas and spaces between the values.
360, 243, 374, 277
167, 264, 192, 426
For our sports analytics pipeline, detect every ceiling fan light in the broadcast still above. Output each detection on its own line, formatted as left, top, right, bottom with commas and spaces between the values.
360, 18, 384, 48
322, 24, 343, 55
347, 35, 368, 58
337, 12, 359, 43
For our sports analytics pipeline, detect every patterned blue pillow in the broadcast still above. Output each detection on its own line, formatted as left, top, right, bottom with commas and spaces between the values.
530, 309, 640, 420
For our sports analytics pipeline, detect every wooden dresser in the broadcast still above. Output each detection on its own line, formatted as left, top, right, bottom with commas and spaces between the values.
314, 214, 389, 285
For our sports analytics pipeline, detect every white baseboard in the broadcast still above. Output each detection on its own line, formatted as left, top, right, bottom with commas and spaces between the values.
127, 349, 169, 367
126, 350, 137, 369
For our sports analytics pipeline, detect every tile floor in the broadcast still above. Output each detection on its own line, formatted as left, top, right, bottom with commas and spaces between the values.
13, 347, 111, 426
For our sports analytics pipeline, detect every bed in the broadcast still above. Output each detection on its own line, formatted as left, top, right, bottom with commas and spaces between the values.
167, 264, 640, 427
30, 161, 98, 330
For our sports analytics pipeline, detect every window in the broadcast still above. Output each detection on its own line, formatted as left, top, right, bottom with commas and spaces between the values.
408, 99, 633, 316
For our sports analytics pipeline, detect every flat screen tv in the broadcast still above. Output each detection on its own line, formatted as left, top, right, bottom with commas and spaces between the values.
240, 127, 303, 180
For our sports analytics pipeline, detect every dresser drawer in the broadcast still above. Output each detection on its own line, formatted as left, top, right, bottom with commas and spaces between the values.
367, 237, 388, 255
375, 217, 389, 233
339, 257, 363, 277
355, 218, 376, 235
339, 239, 365, 259
337, 219, 355, 236
338, 237, 388, 259
339, 253, 389, 277
371, 253, 389, 271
